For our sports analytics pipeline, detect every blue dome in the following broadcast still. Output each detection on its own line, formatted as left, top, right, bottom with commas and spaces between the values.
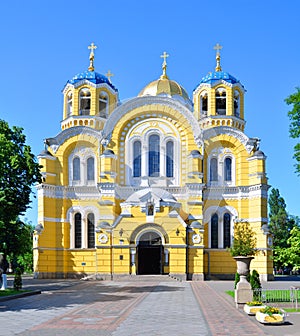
68, 71, 117, 90
198, 71, 240, 85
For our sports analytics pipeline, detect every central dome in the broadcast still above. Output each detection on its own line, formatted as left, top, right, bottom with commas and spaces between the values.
138, 77, 190, 102
138, 52, 191, 107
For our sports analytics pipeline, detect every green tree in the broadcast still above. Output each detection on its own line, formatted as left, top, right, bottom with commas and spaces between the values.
268, 188, 295, 248
0, 120, 42, 258
285, 87, 300, 174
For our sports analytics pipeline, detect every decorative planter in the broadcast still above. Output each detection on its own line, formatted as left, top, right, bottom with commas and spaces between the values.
255, 310, 286, 324
244, 304, 266, 316
234, 256, 254, 276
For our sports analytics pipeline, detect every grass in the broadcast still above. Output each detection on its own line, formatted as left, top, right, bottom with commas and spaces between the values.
0, 289, 29, 297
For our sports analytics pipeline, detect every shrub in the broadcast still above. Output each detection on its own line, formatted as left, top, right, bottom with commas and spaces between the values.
229, 221, 257, 257
250, 269, 262, 290
13, 268, 22, 291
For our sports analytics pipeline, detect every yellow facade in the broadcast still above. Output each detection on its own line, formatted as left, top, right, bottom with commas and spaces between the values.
34, 46, 273, 281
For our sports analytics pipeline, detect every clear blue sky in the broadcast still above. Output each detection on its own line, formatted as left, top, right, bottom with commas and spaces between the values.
0, 0, 299, 224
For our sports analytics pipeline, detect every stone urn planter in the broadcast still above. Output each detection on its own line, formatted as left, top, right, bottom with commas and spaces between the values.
244, 302, 266, 315
234, 256, 254, 276
255, 307, 286, 324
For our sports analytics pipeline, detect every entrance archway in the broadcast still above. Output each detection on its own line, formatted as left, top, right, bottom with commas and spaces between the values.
137, 231, 163, 275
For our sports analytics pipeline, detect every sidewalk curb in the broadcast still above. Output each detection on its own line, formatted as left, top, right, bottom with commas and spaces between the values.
0, 290, 41, 302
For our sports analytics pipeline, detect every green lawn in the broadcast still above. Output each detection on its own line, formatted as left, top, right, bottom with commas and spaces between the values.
0, 289, 28, 297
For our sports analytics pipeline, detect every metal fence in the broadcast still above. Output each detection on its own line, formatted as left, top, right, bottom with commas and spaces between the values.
253, 287, 300, 309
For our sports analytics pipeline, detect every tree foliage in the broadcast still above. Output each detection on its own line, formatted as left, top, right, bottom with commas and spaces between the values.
269, 188, 300, 270
268, 188, 295, 248
0, 119, 42, 257
285, 87, 300, 174
229, 221, 257, 256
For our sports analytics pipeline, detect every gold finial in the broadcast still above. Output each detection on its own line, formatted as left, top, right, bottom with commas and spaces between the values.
88, 42, 97, 71
160, 51, 169, 79
105, 70, 114, 83
213, 43, 223, 72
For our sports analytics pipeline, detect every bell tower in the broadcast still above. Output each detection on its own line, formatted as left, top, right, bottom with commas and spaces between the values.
193, 44, 245, 132
61, 43, 119, 131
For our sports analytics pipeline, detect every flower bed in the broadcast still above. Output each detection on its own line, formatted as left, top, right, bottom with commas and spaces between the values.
255, 306, 286, 324
244, 301, 266, 315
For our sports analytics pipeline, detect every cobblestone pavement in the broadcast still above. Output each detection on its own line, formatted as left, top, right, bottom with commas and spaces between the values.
0, 276, 299, 336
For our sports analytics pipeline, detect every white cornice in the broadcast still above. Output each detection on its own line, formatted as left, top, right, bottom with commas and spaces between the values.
37, 184, 100, 199
46, 127, 102, 153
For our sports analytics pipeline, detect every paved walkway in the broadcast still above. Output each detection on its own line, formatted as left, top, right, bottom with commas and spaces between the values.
0, 276, 299, 335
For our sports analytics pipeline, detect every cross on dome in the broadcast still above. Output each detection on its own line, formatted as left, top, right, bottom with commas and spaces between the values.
160, 51, 169, 79
213, 43, 223, 72
105, 70, 114, 83
88, 42, 97, 71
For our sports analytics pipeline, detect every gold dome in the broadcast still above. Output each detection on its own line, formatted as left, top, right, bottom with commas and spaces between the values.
138, 51, 191, 105
138, 77, 190, 102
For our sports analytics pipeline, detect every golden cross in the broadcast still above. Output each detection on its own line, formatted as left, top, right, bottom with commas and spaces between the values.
160, 51, 169, 64
88, 42, 97, 54
160, 51, 169, 79
88, 42, 97, 71
105, 70, 114, 82
213, 43, 223, 72
213, 43, 223, 55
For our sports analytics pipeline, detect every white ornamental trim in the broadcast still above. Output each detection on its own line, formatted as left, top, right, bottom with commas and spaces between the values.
46, 127, 102, 153
102, 96, 202, 146
37, 184, 100, 199
203, 126, 257, 154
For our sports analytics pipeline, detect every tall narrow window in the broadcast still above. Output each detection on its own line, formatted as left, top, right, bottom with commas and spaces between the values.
234, 90, 240, 117
201, 92, 208, 116
133, 141, 141, 177
87, 213, 95, 248
73, 157, 80, 181
75, 213, 82, 248
148, 134, 160, 177
223, 213, 231, 248
79, 88, 91, 115
87, 157, 95, 181
210, 158, 218, 181
67, 92, 73, 116
99, 92, 108, 118
166, 140, 174, 177
216, 88, 226, 115
211, 214, 218, 248
224, 157, 232, 181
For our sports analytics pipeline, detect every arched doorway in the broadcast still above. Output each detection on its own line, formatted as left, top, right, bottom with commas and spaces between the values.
137, 231, 163, 275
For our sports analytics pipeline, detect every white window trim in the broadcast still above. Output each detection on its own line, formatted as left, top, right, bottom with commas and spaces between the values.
68, 206, 99, 249
99, 91, 109, 118
205, 206, 238, 248
69, 148, 97, 186
125, 126, 180, 186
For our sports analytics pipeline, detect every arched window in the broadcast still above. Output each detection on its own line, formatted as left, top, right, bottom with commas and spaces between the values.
67, 92, 73, 116
166, 140, 174, 177
87, 157, 95, 181
211, 214, 218, 248
200, 92, 208, 116
74, 213, 82, 248
216, 88, 226, 115
224, 157, 232, 181
210, 158, 218, 181
133, 141, 141, 177
79, 88, 91, 115
99, 91, 108, 118
87, 213, 95, 248
223, 213, 231, 248
234, 90, 240, 117
148, 134, 160, 177
73, 157, 80, 180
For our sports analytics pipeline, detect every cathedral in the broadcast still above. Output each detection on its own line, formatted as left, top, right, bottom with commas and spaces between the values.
34, 43, 273, 281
